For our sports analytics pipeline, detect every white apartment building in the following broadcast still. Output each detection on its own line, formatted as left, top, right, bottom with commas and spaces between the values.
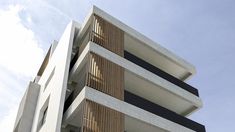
13, 6, 205, 132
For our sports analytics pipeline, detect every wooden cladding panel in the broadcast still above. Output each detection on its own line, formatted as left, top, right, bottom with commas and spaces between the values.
82, 100, 124, 132
91, 14, 124, 56
82, 53, 124, 132
86, 52, 124, 100
81, 14, 125, 132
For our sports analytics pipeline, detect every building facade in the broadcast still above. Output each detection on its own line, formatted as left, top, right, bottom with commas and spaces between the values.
13, 6, 205, 132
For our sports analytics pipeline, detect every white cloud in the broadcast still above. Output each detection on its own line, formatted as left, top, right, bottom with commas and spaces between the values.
0, 104, 18, 132
0, 5, 44, 131
0, 5, 44, 77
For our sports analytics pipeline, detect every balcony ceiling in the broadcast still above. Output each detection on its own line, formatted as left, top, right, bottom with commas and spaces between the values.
125, 116, 166, 132
124, 33, 193, 81
125, 70, 197, 115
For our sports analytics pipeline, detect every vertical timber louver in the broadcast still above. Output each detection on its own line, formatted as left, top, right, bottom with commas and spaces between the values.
90, 14, 124, 56
81, 14, 124, 132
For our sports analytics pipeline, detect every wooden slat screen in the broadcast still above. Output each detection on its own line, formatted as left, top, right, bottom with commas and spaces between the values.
82, 100, 124, 132
86, 52, 124, 99
91, 14, 124, 57
80, 14, 125, 132
78, 14, 124, 61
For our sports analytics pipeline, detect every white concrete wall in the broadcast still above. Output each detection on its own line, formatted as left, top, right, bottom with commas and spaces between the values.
13, 82, 40, 132
31, 21, 80, 132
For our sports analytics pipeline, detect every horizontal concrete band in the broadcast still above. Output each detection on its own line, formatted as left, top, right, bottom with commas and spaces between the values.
63, 86, 196, 132
69, 41, 202, 108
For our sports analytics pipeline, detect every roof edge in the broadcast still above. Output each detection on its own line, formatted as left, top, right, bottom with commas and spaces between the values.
91, 5, 196, 76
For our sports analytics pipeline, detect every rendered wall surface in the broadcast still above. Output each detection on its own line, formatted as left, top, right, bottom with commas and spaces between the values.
31, 22, 77, 132
13, 82, 40, 132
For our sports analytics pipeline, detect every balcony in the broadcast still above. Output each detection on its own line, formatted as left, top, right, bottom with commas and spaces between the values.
74, 6, 196, 81
68, 42, 202, 115
64, 7, 204, 131
63, 87, 205, 132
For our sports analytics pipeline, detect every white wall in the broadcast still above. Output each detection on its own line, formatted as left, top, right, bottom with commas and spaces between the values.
31, 21, 80, 132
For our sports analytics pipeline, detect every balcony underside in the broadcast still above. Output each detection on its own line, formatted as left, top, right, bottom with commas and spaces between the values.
124, 50, 198, 96
125, 116, 166, 132
125, 71, 197, 115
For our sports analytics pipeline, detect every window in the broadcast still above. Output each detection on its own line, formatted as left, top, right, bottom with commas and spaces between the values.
44, 67, 55, 91
37, 96, 50, 131
41, 107, 48, 126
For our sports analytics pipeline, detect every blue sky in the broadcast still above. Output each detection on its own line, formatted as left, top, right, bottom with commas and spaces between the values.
0, 0, 235, 131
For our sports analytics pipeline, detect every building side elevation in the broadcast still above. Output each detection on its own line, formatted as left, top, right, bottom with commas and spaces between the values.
13, 6, 206, 132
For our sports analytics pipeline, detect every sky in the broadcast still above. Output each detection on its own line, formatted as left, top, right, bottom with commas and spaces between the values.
0, 0, 235, 131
